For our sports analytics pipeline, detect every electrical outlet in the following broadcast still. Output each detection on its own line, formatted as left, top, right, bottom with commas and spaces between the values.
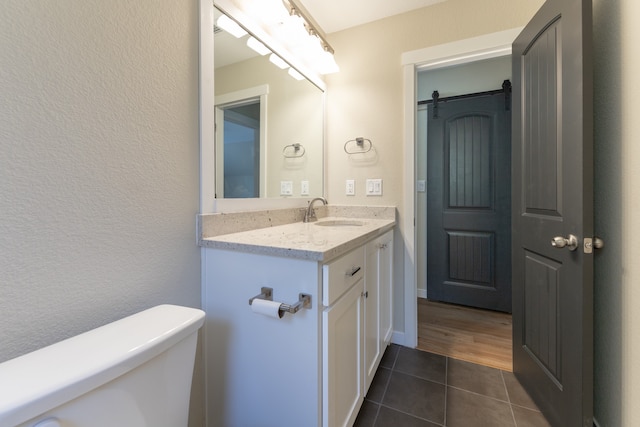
301, 180, 309, 196
417, 180, 426, 192
280, 181, 293, 196
346, 179, 355, 196
366, 178, 382, 196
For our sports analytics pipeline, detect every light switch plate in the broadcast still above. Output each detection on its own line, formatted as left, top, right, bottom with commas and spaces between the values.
346, 179, 355, 195
366, 178, 382, 196
280, 181, 293, 196
417, 180, 426, 192
301, 180, 309, 196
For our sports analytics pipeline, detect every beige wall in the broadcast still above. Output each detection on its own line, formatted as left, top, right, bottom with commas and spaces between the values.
0, 0, 203, 424
324, 0, 543, 337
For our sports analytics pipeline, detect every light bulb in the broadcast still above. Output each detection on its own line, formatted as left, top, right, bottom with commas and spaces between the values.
247, 37, 270, 56
216, 15, 247, 38
317, 50, 340, 74
269, 54, 289, 69
288, 68, 305, 80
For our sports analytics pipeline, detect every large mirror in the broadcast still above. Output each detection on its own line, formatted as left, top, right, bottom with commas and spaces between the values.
214, 7, 324, 199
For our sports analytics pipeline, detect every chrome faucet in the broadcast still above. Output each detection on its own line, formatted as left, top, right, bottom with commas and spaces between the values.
304, 197, 327, 223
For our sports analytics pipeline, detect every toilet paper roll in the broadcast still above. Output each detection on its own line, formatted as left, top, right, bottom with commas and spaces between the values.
251, 299, 284, 319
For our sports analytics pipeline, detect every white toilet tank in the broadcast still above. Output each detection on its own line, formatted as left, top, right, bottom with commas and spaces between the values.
0, 304, 205, 427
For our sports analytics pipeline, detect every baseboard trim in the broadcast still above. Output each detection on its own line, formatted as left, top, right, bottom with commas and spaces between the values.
417, 289, 427, 299
593, 417, 600, 427
391, 331, 407, 347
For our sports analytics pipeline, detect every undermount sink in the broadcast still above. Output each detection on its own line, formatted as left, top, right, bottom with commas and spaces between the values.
314, 219, 364, 227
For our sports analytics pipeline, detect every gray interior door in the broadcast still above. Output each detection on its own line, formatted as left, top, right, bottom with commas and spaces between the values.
427, 92, 512, 313
512, 0, 594, 426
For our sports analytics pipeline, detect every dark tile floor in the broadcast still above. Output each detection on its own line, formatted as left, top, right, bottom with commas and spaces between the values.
355, 345, 551, 427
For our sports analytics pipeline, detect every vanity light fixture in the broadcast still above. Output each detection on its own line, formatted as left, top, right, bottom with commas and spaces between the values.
216, 14, 247, 38
281, 0, 339, 74
223, 0, 339, 78
247, 36, 270, 55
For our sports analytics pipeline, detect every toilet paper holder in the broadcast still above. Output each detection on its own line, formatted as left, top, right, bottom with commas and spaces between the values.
249, 287, 312, 315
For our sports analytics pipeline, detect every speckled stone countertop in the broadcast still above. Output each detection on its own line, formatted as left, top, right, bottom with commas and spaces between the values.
198, 206, 396, 262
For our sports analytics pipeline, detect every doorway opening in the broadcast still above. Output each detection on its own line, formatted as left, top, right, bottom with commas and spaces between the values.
415, 56, 513, 370
214, 84, 269, 199
217, 100, 261, 198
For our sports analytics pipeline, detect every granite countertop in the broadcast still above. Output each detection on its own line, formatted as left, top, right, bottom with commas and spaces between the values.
200, 216, 395, 262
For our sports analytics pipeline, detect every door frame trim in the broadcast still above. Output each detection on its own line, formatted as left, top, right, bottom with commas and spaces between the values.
400, 27, 522, 348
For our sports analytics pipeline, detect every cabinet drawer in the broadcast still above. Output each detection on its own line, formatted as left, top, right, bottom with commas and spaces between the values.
323, 246, 365, 306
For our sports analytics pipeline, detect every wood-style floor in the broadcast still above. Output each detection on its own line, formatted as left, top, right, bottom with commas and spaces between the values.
417, 298, 513, 371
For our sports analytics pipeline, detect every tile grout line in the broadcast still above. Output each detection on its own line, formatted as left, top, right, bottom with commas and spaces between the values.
446, 384, 514, 405
501, 369, 519, 426
372, 346, 400, 426
375, 403, 446, 427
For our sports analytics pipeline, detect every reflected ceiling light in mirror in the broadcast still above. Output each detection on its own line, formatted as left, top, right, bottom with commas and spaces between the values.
287, 68, 305, 80
269, 53, 289, 69
216, 14, 247, 38
247, 36, 270, 55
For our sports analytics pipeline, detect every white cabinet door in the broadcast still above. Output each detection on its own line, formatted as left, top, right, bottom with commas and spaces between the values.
364, 230, 394, 390
322, 278, 364, 427
364, 239, 381, 391
378, 230, 394, 346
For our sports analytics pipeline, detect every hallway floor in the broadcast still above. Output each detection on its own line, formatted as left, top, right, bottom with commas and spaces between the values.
417, 299, 512, 371
354, 345, 550, 427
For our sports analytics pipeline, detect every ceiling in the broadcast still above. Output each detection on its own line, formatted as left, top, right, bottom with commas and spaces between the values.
297, 0, 447, 34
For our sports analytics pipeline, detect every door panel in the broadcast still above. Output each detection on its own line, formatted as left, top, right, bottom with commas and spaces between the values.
427, 93, 511, 312
523, 251, 561, 380
512, 0, 593, 426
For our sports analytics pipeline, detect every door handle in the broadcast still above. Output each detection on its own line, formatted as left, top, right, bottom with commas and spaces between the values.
551, 234, 579, 251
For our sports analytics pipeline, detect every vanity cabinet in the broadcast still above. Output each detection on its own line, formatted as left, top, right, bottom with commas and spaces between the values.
323, 229, 393, 427
203, 227, 393, 427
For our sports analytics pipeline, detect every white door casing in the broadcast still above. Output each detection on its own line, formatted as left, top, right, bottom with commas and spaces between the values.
401, 28, 523, 348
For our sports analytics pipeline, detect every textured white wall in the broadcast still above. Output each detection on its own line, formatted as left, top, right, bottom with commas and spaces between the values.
0, 0, 202, 423
324, 0, 543, 333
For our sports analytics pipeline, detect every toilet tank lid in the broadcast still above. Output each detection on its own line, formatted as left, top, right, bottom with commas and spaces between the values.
0, 304, 205, 427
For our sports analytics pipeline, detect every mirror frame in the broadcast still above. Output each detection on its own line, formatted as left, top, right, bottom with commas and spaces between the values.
199, 0, 327, 213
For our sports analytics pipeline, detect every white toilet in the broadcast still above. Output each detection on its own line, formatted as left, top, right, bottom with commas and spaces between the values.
0, 304, 205, 427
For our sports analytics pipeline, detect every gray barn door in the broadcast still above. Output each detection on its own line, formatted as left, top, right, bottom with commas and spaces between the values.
427, 93, 512, 313
512, 0, 594, 426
